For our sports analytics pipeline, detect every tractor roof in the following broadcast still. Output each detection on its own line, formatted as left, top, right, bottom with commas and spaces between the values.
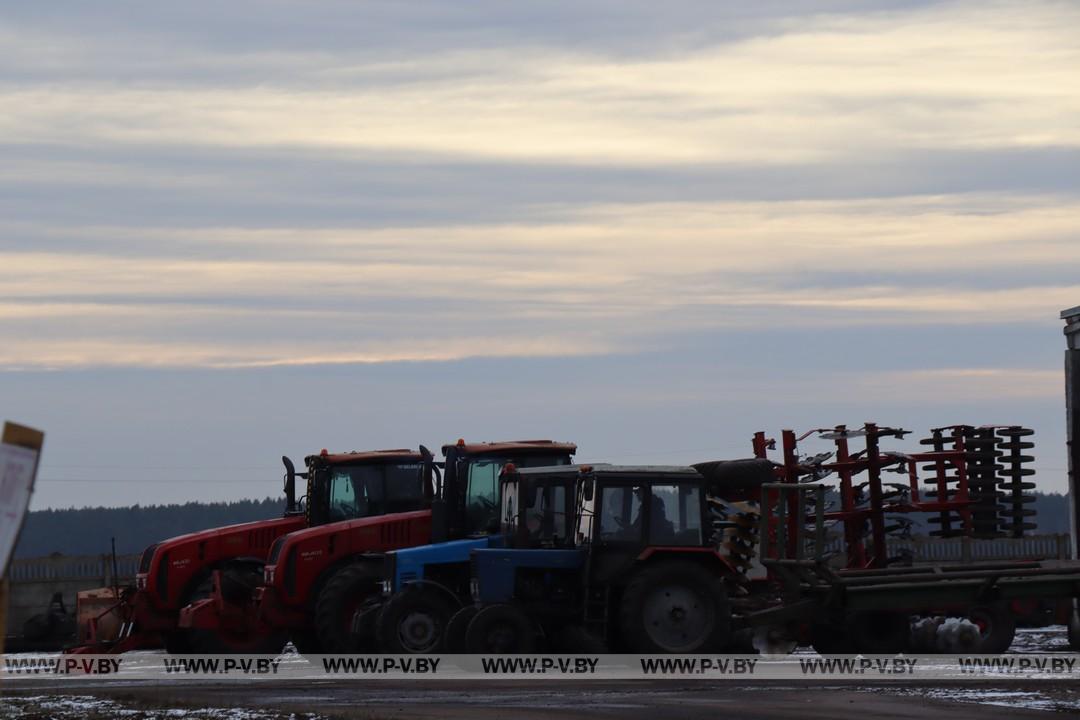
442, 439, 577, 457
515, 464, 701, 481
306, 448, 423, 466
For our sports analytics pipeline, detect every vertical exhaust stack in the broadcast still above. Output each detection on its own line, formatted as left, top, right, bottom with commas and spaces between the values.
1062, 307, 1080, 559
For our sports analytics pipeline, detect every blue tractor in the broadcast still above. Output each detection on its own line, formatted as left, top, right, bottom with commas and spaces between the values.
372, 442, 576, 653
464, 461, 775, 653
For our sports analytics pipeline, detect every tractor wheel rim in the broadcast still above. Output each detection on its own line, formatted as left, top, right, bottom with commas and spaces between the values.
400, 611, 438, 652
486, 622, 520, 652
642, 584, 713, 652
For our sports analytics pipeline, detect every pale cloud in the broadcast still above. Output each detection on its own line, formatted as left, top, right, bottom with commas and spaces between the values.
1, 193, 1077, 369
1, 2, 1077, 165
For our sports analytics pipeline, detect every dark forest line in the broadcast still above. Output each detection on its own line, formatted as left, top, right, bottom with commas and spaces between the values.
14, 492, 1073, 559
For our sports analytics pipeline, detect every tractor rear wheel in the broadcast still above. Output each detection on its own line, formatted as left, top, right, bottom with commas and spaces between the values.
619, 561, 731, 653
376, 585, 457, 653
445, 606, 478, 653
314, 564, 382, 654
464, 604, 537, 653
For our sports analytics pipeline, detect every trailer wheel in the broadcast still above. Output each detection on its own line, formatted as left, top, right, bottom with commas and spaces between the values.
464, 604, 537, 653
445, 606, 477, 653
619, 560, 731, 653
314, 563, 381, 654
549, 625, 608, 653
848, 611, 910, 654
376, 585, 457, 653
967, 604, 1016, 654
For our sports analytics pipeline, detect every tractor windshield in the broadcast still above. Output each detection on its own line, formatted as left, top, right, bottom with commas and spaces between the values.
327, 462, 424, 521
465, 454, 571, 533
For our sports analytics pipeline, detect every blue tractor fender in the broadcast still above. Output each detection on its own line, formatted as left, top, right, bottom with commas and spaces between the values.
469, 547, 586, 605
388, 535, 504, 593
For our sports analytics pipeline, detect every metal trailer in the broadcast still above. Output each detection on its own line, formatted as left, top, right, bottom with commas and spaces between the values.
748, 480, 1080, 653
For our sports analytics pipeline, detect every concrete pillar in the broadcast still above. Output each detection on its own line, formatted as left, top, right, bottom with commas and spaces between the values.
1062, 306, 1080, 559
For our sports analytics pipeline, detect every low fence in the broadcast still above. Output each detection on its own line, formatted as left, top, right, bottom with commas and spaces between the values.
6, 553, 140, 585
5, 553, 141, 637
822, 533, 1071, 564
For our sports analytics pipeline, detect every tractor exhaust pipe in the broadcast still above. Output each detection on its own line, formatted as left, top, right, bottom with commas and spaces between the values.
282, 455, 298, 514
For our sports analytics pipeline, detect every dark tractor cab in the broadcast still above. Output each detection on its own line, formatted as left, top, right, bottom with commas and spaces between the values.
373, 442, 577, 654
439, 439, 576, 539
466, 464, 760, 654
304, 448, 435, 527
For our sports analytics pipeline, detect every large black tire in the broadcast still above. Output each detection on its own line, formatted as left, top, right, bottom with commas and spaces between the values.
549, 625, 608, 653
848, 611, 910, 654
967, 604, 1016, 654
1069, 605, 1080, 651
465, 604, 537, 653
445, 606, 478, 653
376, 585, 457, 654
314, 564, 382, 654
619, 561, 731, 653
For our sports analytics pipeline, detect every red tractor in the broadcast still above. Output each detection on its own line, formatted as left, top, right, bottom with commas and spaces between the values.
71, 448, 430, 654
184, 440, 576, 653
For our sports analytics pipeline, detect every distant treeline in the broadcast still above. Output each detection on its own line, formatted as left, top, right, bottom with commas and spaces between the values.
14, 497, 285, 558
11, 492, 1074, 560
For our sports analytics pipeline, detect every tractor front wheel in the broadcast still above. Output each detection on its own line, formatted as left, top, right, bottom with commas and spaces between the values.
314, 564, 382, 654
619, 561, 731, 653
444, 606, 478, 653
376, 585, 457, 653
464, 604, 536, 653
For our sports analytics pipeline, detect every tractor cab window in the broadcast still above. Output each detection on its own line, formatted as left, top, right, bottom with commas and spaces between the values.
384, 463, 425, 512
524, 483, 569, 545
328, 467, 380, 520
500, 479, 519, 536
647, 484, 702, 545
598, 485, 644, 543
465, 459, 501, 532
466, 454, 572, 534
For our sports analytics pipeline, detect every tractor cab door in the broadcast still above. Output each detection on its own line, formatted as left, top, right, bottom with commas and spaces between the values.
587, 479, 707, 586
588, 481, 647, 586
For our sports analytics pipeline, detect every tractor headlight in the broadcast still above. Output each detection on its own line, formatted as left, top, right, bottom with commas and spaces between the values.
264, 567, 275, 585
381, 579, 393, 596
470, 577, 480, 602
135, 575, 147, 590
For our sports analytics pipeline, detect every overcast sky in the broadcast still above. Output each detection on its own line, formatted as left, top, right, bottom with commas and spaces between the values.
2, 1, 1078, 510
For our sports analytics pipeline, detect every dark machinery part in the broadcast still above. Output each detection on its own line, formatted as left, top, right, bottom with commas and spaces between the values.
996, 426, 1037, 538
964, 426, 1005, 538
920, 427, 967, 538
